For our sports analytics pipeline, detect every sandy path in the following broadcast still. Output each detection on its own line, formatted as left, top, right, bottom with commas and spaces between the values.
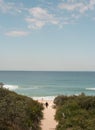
40, 100, 57, 130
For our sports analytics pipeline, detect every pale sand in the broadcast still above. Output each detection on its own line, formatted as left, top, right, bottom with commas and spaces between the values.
39, 100, 57, 130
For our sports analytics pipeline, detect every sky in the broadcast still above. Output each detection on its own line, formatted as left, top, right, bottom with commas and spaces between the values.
0, 0, 95, 71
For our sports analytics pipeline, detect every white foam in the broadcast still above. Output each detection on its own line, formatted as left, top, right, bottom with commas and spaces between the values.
32, 96, 56, 101
3, 84, 18, 90
86, 88, 95, 91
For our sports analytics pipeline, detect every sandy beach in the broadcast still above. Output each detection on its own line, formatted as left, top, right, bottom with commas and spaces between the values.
39, 100, 57, 130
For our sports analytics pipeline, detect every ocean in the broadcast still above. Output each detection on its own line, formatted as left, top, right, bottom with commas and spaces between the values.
0, 71, 95, 100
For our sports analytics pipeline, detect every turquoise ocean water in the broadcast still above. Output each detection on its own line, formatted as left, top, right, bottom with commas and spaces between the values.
0, 71, 95, 99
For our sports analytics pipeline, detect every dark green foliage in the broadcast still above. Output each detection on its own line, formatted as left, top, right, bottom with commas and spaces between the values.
0, 87, 44, 130
0, 82, 4, 88
54, 94, 95, 130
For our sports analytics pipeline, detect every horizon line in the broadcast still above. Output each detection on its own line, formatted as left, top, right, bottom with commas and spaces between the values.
0, 70, 95, 72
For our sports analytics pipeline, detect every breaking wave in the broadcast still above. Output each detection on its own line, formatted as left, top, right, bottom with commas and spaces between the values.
86, 88, 95, 91
32, 96, 56, 101
3, 84, 19, 90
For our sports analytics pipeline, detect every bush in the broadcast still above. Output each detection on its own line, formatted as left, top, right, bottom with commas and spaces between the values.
0, 87, 44, 130
54, 94, 95, 130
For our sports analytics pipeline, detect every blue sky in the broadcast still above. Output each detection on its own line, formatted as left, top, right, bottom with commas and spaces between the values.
0, 0, 95, 71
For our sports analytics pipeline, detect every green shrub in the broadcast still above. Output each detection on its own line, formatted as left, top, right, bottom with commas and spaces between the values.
54, 94, 95, 130
0, 87, 44, 130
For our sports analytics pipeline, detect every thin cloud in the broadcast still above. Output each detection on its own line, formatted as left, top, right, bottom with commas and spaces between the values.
59, 3, 83, 11
0, 0, 22, 14
5, 31, 29, 37
25, 7, 59, 29
1, 0, 95, 32
57, 0, 95, 27
59, 0, 95, 13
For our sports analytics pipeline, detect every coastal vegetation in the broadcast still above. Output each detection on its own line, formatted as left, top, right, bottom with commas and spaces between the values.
0, 86, 43, 130
54, 93, 95, 130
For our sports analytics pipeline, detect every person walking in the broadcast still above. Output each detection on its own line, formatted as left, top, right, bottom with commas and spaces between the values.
45, 102, 49, 108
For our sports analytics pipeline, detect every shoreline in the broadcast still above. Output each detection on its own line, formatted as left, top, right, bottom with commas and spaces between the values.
32, 96, 56, 101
